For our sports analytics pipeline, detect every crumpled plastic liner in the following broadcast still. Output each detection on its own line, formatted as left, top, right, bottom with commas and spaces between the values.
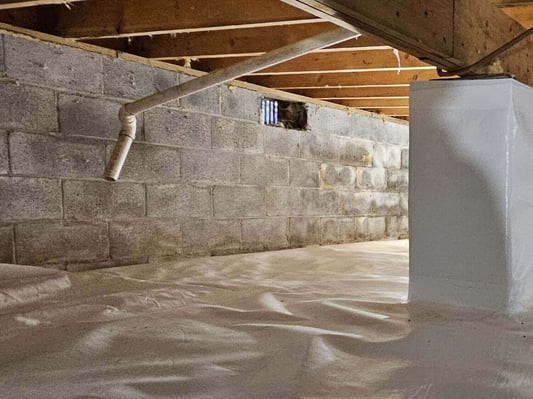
1, 240, 533, 398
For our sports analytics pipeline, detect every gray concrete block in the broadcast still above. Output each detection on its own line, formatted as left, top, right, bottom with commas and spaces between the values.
339, 139, 373, 167
145, 108, 211, 148
300, 132, 338, 162
356, 167, 387, 191
147, 183, 211, 218
290, 159, 319, 188
11, 132, 105, 178
0, 177, 61, 221
371, 192, 403, 216
320, 164, 356, 190
308, 106, 353, 137
387, 169, 409, 191
340, 192, 373, 216
4, 35, 103, 93
0, 35, 5, 76
0, 131, 8, 175
320, 217, 339, 244
0, 226, 13, 263
266, 186, 301, 217
58, 94, 143, 140
241, 155, 289, 186
214, 186, 265, 218
103, 56, 178, 99
64, 180, 145, 220
242, 218, 289, 251
179, 73, 221, 114
181, 148, 240, 183
401, 148, 409, 169
373, 144, 402, 169
107, 143, 180, 182
351, 114, 388, 143
263, 125, 300, 158
110, 218, 181, 258
383, 121, 409, 146
289, 217, 320, 246
0, 82, 57, 133
400, 193, 408, 214
355, 217, 386, 240
386, 215, 409, 239
16, 221, 109, 265
212, 118, 263, 153
67, 256, 147, 272
221, 86, 260, 121
300, 189, 338, 216
181, 219, 241, 256
339, 218, 356, 242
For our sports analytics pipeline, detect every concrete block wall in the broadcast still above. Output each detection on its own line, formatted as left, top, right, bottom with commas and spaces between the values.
0, 32, 409, 271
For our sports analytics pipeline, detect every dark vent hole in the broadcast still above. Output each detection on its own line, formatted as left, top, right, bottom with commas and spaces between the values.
261, 98, 308, 130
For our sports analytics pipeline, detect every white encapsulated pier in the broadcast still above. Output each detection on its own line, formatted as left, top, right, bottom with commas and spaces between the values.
409, 78, 533, 312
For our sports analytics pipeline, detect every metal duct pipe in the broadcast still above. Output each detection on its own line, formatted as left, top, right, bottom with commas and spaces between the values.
104, 27, 359, 181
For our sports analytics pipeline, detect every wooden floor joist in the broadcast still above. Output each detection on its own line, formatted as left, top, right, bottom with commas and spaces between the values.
0, 0, 82, 10
289, 86, 410, 99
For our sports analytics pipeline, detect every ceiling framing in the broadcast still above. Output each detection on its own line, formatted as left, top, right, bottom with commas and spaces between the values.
1, 0, 532, 120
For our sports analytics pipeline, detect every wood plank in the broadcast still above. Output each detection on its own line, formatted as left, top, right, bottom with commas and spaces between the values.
0, 0, 82, 9
244, 69, 439, 88
53, 0, 324, 39
333, 98, 409, 107
499, 4, 533, 28
84, 25, 389, 59
186, 50, 434, 75
290, 86, 410, 98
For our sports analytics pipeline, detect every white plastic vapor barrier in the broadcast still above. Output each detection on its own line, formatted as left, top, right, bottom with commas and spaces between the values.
410, 78, 533, 313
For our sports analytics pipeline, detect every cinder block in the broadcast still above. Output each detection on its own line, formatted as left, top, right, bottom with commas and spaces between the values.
221, 86, 260, 121
103, 56, 177, 99
371, 192, 403, 216
339, 192, 373, 216
110, 219, 181, 258
11, 132, 105, 178
300, 133, 338, 162
0, 177, 61, 221
400, 193, 408, 214
0, 131, 8, 175
64, 180, 145, 220
241, 155, 289, 186
383, 121, 409, 146
0, 226, 13, 263
147, 183, 211, 218
356, 167, 387, 190
212, 118, 263, 153
58, 94, 142, 140
339, 218, 356, 242
214, 186, 265, 218
242, 218, 289, 251
289, 217, 320, 246
339, 139, 373, 167
401, 148, 409, 169
4, 35, 103, 93
300, 189, 338, 216
352, 114, 388, 143
320, 218, 339, 244
0, 82, 57, 133
145, 108, 211, 149
387, 169, 409, 191
266, 186, 301, 216
263, 125, 300, 158
181, 148, 240, 183
290, 159, 320, 188
107, 143, 180, 182
16, 221, 109, 265
373, 144, 402, 169
67, 256, 147, 272
320, 164, 356, 190
0, 35, 5, 76
181, 219, 241, 256
179, 73, 221, 114
308, 106, 353, 137
386, 215, 409, 239
356, 217, 386, 241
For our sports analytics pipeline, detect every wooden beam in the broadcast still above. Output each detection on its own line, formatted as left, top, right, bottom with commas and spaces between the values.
290, 86, 410, 99
50, 0, 325, 39
244, 69, 439, 89
333, 98, 409, 108
186, 50, 434, 75
282, 0, 533, 84
495, 2, 533, 28
360, 108, 410, 116
0, 0, 81, 9
84, 25, 389, 59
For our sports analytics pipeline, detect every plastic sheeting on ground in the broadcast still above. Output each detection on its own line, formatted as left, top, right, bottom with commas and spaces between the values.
1, 240, 533, 398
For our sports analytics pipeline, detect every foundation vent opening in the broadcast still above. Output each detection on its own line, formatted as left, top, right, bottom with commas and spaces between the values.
261, 98, 308, 130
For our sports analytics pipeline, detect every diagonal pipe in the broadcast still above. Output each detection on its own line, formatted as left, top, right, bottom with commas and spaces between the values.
104, 27, 359, 181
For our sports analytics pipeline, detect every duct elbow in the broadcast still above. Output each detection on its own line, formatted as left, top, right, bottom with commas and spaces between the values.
104, 107, 137, 182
